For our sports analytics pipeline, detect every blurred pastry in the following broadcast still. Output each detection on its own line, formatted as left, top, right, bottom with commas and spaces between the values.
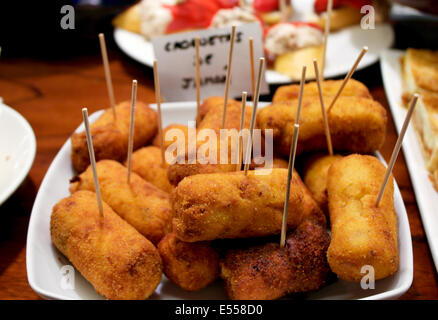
401, 48, 438, 190
209, 6, 262, 29
112, 3, 142, 34
264, 22, 324, 79
113, 0, 239, 39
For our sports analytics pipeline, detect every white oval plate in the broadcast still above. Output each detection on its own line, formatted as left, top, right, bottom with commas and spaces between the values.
380, 49, 438, 274
26, 102, 412, 300
0, 99, 36, 205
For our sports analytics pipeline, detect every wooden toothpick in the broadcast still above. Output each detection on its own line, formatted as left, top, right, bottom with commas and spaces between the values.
221, 26, 237, 129
153, 59, 165, 168
98, 33, 116, 120
195, 37, 201, 120
375, 94, 419, 207
244, 58, 265, 175
82, 108, 104, 216
280, 65, 306, 248
313, 59, 333, 156
327, 46, 368, 114
279, 0, 290, 22
126, 80, 137, 184
280, 124, 299, 248
295, 66, 306, 125
237, 92, 247, 171
249, 37, 255, 104
320, 0, 333, 80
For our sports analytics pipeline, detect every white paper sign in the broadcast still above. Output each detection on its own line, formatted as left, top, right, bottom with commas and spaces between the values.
152, 23, 269, 102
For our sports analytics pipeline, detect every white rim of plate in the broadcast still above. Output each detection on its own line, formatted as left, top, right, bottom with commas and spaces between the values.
0, 100, 36, 206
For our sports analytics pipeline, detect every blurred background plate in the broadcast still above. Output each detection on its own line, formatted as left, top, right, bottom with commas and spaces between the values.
0, 99, 36, 206
113, 0, 395, 84
114, 22, 394, 85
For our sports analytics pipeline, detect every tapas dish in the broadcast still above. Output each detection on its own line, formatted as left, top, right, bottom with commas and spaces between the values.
26, 26, 414, 301
380, 48, 438, 273
26, 100, 413, 300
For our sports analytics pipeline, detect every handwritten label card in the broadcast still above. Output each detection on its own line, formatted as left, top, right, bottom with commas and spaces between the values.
152, 23, 269, 102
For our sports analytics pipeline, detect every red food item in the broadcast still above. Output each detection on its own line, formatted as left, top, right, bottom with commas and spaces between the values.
254, 0, 279, 13
164, 0, 238, 34
216, 0, 239, 8
314, 0, 372, 14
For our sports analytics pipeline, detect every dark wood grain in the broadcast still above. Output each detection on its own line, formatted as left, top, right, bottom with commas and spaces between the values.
0, 53, 437, 300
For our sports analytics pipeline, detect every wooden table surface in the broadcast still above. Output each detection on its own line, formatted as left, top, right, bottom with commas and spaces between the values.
0, 50, 437, 300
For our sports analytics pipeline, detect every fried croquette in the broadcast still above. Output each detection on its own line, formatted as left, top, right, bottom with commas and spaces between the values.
167, 130, 247, 186
127, 146, 173, 193
198, 101, 254, 133
327, 154, 399, 281
70, 160, 172, 245
273, 79, 371, 103
220, 220, 331, 300
158, 233, 220, 291
271, 157, 289, 168
167, 103, 255, 185
257, 96, 387, 156
168, 161, 236, 186
302, 153, 343, 214
250, 157, 289, 170
197, 96, 241, 124
71, 101, 157, 173
50, 190, 162, 300
172, 168, 325, 242
152, 123, 189, 151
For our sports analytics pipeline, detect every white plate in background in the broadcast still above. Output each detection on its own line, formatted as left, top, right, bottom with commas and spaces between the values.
114, 23, 394, 86
0, 99, 36, 205
26, 102, 412, 300
113, 0, 394, 85
380, 49, 438, 273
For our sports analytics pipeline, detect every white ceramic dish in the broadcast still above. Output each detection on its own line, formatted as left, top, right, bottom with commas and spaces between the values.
27, 101, 412, 300
114, 24, 394, 86
0, 99, 36, 206
380, 49, 438, 273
